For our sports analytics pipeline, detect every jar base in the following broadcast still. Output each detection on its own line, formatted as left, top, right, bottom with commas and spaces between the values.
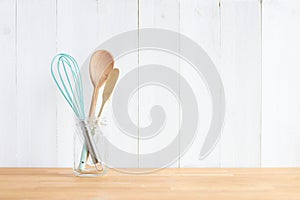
73, 167, 108, 177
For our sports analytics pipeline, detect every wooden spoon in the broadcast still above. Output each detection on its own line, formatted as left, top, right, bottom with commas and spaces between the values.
84, 68, 119, 167
97, 68, 120, 120
81, 50, 113, 169
89, 50, 114, 118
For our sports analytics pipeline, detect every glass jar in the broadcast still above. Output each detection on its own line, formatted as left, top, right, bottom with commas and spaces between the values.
73, 119, 108, 177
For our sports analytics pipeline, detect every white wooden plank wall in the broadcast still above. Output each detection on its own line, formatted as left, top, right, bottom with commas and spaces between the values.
97, 0, 139, 168
179, 0, 221, 167
0, 0, 300, 167
56, 0, 100, 167
0, 0, 17, 166
220, 0, 261, 167
16, 0, 57, 167
262, 0, 300, 167
56, 0, 139, 167
139, 0, 180, 168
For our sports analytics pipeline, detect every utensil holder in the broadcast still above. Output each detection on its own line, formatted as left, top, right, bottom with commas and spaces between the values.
73, 119, 108, 177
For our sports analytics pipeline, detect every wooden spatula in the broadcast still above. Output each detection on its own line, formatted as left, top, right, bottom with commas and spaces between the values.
97, 68, 120, 120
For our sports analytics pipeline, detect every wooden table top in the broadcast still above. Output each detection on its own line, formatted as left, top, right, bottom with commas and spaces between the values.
1, 168, 300, 200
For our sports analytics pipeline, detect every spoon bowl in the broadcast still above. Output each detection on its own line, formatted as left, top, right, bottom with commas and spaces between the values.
89, 50, 114, 117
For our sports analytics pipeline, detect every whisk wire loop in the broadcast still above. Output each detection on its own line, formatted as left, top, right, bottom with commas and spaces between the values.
51, 53, 85, 120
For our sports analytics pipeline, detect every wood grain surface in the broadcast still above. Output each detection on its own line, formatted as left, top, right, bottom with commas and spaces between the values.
0, 168, 300, 200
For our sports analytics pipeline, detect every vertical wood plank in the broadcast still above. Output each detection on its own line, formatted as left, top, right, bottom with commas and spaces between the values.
17, 0, 57, 166
57, 0, 139, 168
139, 0, 180, 168
56, 0, 99, 167
179, 0, 221, 167
262, 0, 300, 167
220, 0, 261, 167
0, 0, 17, 166
97, 0, 139, 168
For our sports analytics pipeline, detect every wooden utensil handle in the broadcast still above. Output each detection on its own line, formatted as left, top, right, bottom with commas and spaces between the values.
89, 88, 99, 117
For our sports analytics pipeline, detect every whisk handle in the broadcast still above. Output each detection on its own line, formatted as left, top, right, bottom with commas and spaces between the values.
79, 121, 100, 165
78, 145, 88, 170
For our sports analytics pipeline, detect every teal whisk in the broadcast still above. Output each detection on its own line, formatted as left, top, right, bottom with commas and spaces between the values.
50, 53, 100, 170
51, 53, 85, 119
